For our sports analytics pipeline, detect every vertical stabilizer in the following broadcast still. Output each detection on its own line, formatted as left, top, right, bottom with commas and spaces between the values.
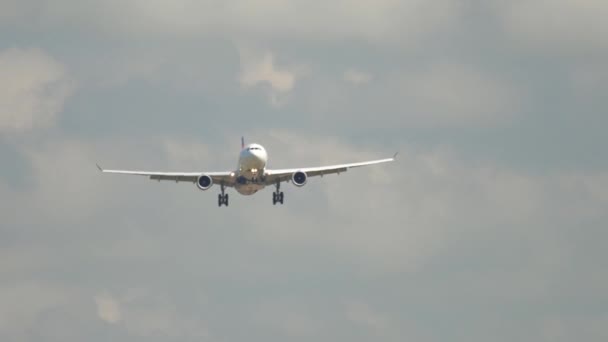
241, 136, 245, 149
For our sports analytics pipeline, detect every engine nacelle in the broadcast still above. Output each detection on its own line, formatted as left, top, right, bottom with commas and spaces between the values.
196, 174, 213, 190
291, 171, 308, 187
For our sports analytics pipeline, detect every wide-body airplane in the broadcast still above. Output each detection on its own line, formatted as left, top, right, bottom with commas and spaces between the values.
97, 138, 396, 207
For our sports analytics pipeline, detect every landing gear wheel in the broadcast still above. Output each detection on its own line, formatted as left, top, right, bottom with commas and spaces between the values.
272, 191, 284, 205
218, 194, 228, 207
218, 184, 228, 207
272, 181, 284, 206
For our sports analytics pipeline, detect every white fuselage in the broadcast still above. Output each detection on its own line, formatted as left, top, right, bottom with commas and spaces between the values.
235, 143, 268, 195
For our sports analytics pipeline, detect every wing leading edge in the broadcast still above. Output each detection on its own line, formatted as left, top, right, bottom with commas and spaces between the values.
263, 153, 397, 185
96, 165, 235, 186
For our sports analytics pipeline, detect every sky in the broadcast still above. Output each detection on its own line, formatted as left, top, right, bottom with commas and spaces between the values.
1, 1, 608, 341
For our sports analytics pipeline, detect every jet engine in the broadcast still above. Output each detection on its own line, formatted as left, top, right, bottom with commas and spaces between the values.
291, 171, 307, 187
197, 174, 213, 190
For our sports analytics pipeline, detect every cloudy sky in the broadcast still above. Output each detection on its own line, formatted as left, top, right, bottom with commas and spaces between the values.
1, 1, 608, 341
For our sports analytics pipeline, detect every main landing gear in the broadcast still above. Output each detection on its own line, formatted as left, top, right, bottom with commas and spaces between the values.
272, 181, 284, 205
218, 183, 229, 207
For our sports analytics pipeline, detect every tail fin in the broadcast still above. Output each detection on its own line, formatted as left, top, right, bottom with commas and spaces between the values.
241, 136, 245, 149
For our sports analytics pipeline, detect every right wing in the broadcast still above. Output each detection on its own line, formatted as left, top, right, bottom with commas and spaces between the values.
263, 153, 397, 185
96, 164, 236, 186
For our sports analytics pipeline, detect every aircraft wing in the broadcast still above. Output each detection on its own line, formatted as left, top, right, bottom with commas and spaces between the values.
96, 165, 236, 186
263, 153, 397, 185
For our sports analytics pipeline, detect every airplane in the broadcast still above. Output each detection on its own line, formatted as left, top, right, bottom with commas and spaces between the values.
97, 137, 397, 207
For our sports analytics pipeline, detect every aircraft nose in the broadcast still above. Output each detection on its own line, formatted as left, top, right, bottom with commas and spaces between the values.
245, 150, 255, 160
252, 149, 267, 160
249, 148, 261, 157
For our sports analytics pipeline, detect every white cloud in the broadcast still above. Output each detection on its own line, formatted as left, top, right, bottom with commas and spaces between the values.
103, 291, 209, 338
344, 69, 373, 85
239, 52, 296, 92
0, 48, 74, 133
239, 48, 307, 106
94, 292, 122, 324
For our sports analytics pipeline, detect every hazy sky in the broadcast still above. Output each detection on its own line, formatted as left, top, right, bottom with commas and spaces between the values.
1, 1, 607, 341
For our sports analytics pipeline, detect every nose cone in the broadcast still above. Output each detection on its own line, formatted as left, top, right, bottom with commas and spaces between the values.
250, 149, 267, 168
241, 144, 268, 170
252, 147, 267, 161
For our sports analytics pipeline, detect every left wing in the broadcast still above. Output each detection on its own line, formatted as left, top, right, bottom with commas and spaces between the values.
96, 165, 236, 186
263, 153, 397, 185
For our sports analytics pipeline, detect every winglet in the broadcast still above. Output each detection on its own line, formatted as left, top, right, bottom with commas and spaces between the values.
241, 136, 245, 149
393, 152, 399, 160
96, 163, 103, 172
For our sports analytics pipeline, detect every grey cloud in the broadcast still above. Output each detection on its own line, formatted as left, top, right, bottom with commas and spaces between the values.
499, 0, 608, 53
287, 62, 521, 132
393, 63, 520, 124
0, 282, 68, 337
2, 130, 608, 341
1, 0, 463, 43
344, 301, 391, 335
2, 1, 608, 341
235, 132, 607, 273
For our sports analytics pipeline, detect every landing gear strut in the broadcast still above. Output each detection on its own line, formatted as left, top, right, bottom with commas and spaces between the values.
218, 183, 229, 207
272, 181, 284, 205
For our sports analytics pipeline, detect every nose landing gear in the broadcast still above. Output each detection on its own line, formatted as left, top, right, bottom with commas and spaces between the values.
272, 181, 284, 205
